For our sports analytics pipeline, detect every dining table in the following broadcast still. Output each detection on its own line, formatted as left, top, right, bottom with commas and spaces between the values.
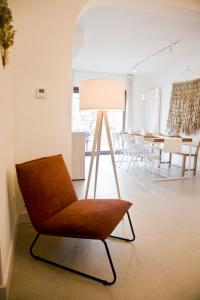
126, 132, 193, 181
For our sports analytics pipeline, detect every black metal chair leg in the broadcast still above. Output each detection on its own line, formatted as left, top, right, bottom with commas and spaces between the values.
29, 233, 116, 285
101, 240, 116, 285
30, 232, 40, 258
110, 211, 136, 242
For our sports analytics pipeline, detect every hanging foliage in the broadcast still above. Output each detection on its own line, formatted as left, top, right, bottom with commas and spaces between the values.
0, 0, 15, 68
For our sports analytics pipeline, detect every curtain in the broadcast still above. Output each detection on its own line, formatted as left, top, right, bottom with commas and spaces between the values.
167, 78, 200, 135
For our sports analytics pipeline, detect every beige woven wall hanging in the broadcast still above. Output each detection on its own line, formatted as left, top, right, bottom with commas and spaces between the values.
167, 78, 200, 135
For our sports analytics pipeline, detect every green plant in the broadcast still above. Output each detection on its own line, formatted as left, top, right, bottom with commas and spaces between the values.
0, 0, 15, 68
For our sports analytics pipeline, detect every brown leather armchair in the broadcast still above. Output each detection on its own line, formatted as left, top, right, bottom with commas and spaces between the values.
16, 154, 135, 285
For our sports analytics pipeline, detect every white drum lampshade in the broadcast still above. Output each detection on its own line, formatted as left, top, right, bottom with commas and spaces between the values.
79, 79, 125, 111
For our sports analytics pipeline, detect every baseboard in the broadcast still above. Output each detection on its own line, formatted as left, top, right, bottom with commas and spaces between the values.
18, 211, 30, 224
0, 214, 18, 300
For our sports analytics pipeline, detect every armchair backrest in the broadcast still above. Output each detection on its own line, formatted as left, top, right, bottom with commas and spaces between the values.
16, 155, 78, 230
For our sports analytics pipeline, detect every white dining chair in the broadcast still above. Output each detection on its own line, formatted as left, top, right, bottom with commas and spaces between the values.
128, 135, 157, 171
112, 132, 123, 164
163, 137, 182, 153
154, 137, 183, 178
119, 133, 134, 168
147, 137, 182, 173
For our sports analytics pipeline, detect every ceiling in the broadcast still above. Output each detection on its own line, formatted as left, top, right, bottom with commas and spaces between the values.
72, 2, 200, 75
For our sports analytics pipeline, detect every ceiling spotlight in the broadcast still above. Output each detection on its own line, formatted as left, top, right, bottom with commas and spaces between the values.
133, 68, 137, 74
141, 93, 145, 101
155, 87, 160, 98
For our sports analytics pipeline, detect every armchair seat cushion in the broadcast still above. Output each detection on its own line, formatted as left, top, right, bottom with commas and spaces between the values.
40, 199, 132, 240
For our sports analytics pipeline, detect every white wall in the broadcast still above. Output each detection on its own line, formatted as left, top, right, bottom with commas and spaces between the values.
131, 68, 200, 137
73, 69, 127, 86
1, 0, 88, 297
11, 0, 88, 214
0, 59, 16, 293
130, 73, 159, 131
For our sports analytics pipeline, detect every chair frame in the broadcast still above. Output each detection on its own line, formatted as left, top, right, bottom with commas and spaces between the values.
175, 141, 200, 176
159, 141, 200, 176
30, 211, 135, 286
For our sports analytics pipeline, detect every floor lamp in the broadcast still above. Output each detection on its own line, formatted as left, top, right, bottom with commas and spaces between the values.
79, 79, 125, 199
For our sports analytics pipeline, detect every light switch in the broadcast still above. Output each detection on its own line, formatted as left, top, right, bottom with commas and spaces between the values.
35, 88, 46, 99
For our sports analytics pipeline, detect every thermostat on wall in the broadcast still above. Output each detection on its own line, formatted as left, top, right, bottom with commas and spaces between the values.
35, 88, 46, 99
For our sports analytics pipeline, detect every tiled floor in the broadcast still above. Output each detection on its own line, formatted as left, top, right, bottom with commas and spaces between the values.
9, 156, 200, 299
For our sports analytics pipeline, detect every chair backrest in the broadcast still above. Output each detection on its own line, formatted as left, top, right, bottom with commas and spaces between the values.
112, 132, 122, 151
195, 141, 200, 156
133, 135, 145, 153
134, 135, 144, 145
122, 133, 130, 149
129, 135, 135, 148
16, 154, 78, 231
163, 137, 182, 153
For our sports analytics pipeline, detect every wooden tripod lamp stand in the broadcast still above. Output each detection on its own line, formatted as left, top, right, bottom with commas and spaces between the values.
79, 79, 125, 199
